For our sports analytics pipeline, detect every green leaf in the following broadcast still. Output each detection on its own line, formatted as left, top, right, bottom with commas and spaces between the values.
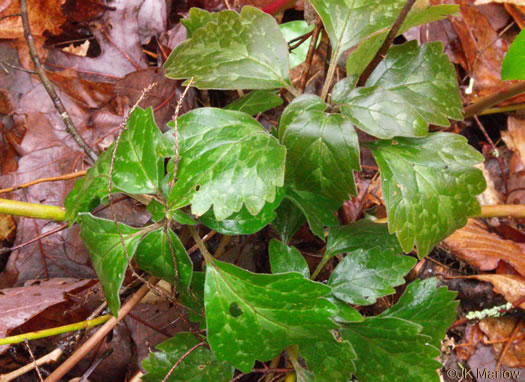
169, 209, 197, 226
180, 272, 206, 328
168, 108, 286, 220
280, 21, 318, 69
146, 199, 165, 222
111, 107, 163, 195
199, 188, 284, 235
346, 5, 459, 77
326, 220, 402, 259
269, 239, 309, 278
328, 247, 416, 305
142, 333, 234, 382
342, 317, 441, 382
380, 278, 458, 348
181, 7, 217, 38
335, 41, 463, 139
224, 90, 283, 115
308, 0, 404, 62
284, 187, 340, 240
272, 198, 306, 244
369, 132, 486, 257
79, 213, 143, 316
279, 95, 360, 202
204, 260, 337, 372
502, 28, 525, 80
64, 107, 163, 223
327, 296, 363, 324
301, 338, 356, 382
135, 227, 193, 289
164, 7, 290, 90
64, 149, 112, 223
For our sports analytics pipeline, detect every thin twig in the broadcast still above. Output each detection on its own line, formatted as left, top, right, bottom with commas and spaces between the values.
43, 276, 160, 382
464, 82, 525, 118
24, 340, 43, 382
19, 0, 97, 163
357, 0, 417, 87
0, 60, 36, 74
170, 78, 193, 188
161, 341, 206, 382
495, 320, 522, 370
0, 170, 86, 194
0, 13, 20, 22
298, 18, 322, 94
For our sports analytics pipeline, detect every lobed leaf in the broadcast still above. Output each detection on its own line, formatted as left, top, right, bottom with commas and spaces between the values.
142, 333, 234, 382
164, 7, 290, 90
204, 260, 337, 372
328, 247, 416, 305
334, 42, 463, 139
279, 95, 360, 203
369, 133, 486, 257
167, 108, 286, 221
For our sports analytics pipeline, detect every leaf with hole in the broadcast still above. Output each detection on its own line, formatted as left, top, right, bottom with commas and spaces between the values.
79, 213, 143, 316
328, 247, 416, 305
168, 108, 286, 220
164, 7, 291, 90
334, 42, 463, 139
142, 333, 234, 382
279, 95, 360, 203
135, 227, 192, 289
369, 132, 486, 257
204, 260, 337, 372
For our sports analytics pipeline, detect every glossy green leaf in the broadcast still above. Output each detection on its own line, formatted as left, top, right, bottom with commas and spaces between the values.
79, 213, 143, 316
269, 239, 309, 277
502, 28, 525, 80
326, 220, 402, 259
342, 317, 441, 382
327, 296, 363, 324
135, 227, 193, 289
308, 0, 404, 62
64, 149, 112, 223
335, 42, 463, 139
169, 209, 197, 226
369, 133, 485, 257
272, 198, 306, 244
142, 333, 234, 382
280, 21, 317, 69
199, 188, 284, 235
164, 7, 290, 90
346, 5, 459, 77
146, 199, 165, 222
380, 278, 458, 348
279, 95, 360, 203
111, 107, 163, 195
285, 187, 340, 240
204, 260, 337, 372
181, 7, 216, 37
329, 247, 416, 305
180, 272, 206, 328
301, 338, 356, 381
224, 90, 283, 115
168, 108, 286, 220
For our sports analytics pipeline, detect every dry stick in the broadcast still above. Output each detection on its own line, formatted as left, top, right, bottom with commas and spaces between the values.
495, 320, 522, 371
357, 0, 417, 87
161, 341, 206, 382
464, 81, 525, 118
24, 339, 43, 382
43, 276, 160, 382
18, 0, 97, 163
298, 18, 322, 94
0, 348, 62, 382
0, 170, 87, 194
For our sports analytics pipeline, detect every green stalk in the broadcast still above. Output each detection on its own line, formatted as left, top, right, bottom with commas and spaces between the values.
0, 314, 111, 345
0, 198, 66, 221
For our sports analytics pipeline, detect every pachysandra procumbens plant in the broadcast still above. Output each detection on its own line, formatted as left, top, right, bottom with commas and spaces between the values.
62, 2, 486, 381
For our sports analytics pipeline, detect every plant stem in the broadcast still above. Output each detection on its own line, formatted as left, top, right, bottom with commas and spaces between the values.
19, 0, 98, 163
357, 0, 416, 87
0, 315, 111, 345
189, 226, 215, 265
321, 51, 339, 102
477, 205, 525, 218
463, 81, 525, 118
310, 254, 331, 281
0, 198, 65, 221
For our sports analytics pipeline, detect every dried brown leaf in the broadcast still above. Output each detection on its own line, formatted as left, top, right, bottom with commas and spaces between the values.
471, 274, 525, 309
479, 316, 525, 368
